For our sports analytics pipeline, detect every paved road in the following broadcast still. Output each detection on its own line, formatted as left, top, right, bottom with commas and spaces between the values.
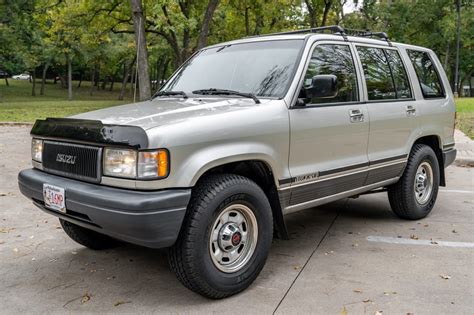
1, 126, 473, 314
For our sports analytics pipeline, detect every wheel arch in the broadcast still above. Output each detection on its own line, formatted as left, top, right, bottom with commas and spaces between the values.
412, 135, 446, 186
193, 159, 289, 240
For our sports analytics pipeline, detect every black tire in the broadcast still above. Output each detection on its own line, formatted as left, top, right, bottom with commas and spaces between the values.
388, 144, 440, 220
59, 219, 118, 250
168, 174, 273, 299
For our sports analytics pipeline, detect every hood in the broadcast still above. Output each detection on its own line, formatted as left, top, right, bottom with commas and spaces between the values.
72, 97, 269, 130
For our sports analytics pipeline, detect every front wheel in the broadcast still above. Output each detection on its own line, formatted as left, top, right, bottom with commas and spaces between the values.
388, 144, 440, 219
59, 219, 118, 250
168, 174, 273, 299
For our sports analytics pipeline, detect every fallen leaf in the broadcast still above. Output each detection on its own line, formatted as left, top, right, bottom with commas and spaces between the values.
0, 227, 15, 233
353, 289, 363, 293
407, 313, 415, 315
114, 301, 131, 307
430, 239, 438, 245
410, 234, 418, 240
384, 291, 397, 295
0, 192, 7, 196
31, 257, 36, 261
341, 306, 348, 315
71, 251, 77, 255
375, 311, 383, 315
409, 227, 416, 230
363, 299, 372, 303
352, 243, 359, 247
452, 230, 458, 234
440, 274, 451, 280
294, 265, 301, 271
81, 293, 91, 304
13, 248, 18, 253
423, 224, 429, 227
0, 241, 5, 245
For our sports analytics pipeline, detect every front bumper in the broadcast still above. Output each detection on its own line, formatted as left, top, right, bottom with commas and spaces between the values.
18, 168, 191, 248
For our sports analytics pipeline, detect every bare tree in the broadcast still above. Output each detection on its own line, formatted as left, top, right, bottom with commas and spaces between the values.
130, 0, 151, 101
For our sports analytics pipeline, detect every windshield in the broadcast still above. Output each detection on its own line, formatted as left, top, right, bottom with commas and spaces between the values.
162, 40, 304, 98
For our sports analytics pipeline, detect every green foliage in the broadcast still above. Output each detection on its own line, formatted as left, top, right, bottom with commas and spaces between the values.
0, 0, 472, 99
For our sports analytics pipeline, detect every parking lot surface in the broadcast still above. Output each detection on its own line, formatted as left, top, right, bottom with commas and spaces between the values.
1, 126, 473, 314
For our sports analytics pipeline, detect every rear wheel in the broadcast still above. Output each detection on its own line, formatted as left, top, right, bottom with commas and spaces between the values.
59, 219, 118, 250
168, 174, 273, 299
388, 144, 440, 219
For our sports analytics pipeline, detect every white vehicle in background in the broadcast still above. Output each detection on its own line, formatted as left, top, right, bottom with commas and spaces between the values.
12, 73, 31, 80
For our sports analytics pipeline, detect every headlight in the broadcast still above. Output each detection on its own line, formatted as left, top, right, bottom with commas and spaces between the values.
31, 138, 43, 162
103, 148, 137, 178
103, 148, 169, 179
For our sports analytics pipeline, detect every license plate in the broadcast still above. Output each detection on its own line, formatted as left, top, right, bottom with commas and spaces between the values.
43, 184, 66, 213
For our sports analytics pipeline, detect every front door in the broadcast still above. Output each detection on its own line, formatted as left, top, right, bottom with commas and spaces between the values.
285, 42, 369, 211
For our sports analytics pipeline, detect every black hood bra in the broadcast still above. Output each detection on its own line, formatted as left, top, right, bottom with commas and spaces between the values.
30, 118, 149, 149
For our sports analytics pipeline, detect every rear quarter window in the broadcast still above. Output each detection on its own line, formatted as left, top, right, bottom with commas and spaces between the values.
407, 50, 445, 98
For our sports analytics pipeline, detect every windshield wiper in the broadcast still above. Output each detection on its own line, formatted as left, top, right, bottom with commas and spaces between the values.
153, 90, 188, 99
192, 88, 260, 104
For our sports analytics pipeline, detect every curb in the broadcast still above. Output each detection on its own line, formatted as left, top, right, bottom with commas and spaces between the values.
0, 122, 34, 126
453, 157, 474, 168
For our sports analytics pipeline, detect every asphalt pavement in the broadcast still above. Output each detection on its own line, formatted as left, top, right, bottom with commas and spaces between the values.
0, 126, 473, 314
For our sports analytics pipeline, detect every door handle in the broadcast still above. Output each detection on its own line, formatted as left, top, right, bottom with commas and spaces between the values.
406, 105, 416, 116
349, 109, 364, 123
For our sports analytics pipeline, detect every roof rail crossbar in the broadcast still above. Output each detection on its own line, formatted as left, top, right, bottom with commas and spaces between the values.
246, 25, 348, 41
344, 29, 392, 46
247, 25, 392, 45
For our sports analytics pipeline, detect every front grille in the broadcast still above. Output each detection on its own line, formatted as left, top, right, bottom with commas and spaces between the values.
42, 141, 101, 182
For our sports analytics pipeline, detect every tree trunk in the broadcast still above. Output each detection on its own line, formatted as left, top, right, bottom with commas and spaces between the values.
4, 76, 9, 86
40, 62, 49, 95
66, 53, 73, 101
119, 60, 133, 100
77, 71, 82, 87
196, 0, 220, 50
130, 0, 151, 101
160, 59, 170, 88
304, 0, 317, 28
245, 6, 250, 36
444, 42, 450, 72
130, 66, 135, 98
31, 68, 36, 96
89, 65, 96, 96
321, 0, 332, 27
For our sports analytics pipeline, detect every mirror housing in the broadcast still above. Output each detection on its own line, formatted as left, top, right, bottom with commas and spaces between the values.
305, 74, 338, 99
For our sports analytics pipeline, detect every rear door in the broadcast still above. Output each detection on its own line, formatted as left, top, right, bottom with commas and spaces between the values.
354, 45, 415, 185
285, 41, 369, 211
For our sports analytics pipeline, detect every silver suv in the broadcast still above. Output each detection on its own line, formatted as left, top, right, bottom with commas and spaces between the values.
18, 26, 456, 298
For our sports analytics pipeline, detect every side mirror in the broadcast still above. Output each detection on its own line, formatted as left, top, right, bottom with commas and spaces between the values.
305, 74, 338, 99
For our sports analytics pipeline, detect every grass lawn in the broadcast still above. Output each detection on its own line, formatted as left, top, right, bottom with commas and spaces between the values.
455, 97, 474, 139
0, 79, 132, 122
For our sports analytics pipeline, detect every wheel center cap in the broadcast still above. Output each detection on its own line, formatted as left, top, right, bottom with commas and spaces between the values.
218, 223, 241, 252
231, 232, 242, 246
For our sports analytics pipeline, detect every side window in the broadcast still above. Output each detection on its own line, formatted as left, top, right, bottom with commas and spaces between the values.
385, 50, 412, 99
407, 50, 444, 98
302, 44, 358, 104
357, 47, 397, 100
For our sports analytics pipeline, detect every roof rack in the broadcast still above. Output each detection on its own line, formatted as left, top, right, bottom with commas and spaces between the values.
249, 25, 392, 46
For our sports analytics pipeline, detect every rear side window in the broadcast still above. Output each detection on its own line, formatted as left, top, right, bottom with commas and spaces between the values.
303, 44, 359, 104
407, 50, 444, 98
385, 50, 412, 99
357, 47, 397, 100
357, 47, 412, 100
